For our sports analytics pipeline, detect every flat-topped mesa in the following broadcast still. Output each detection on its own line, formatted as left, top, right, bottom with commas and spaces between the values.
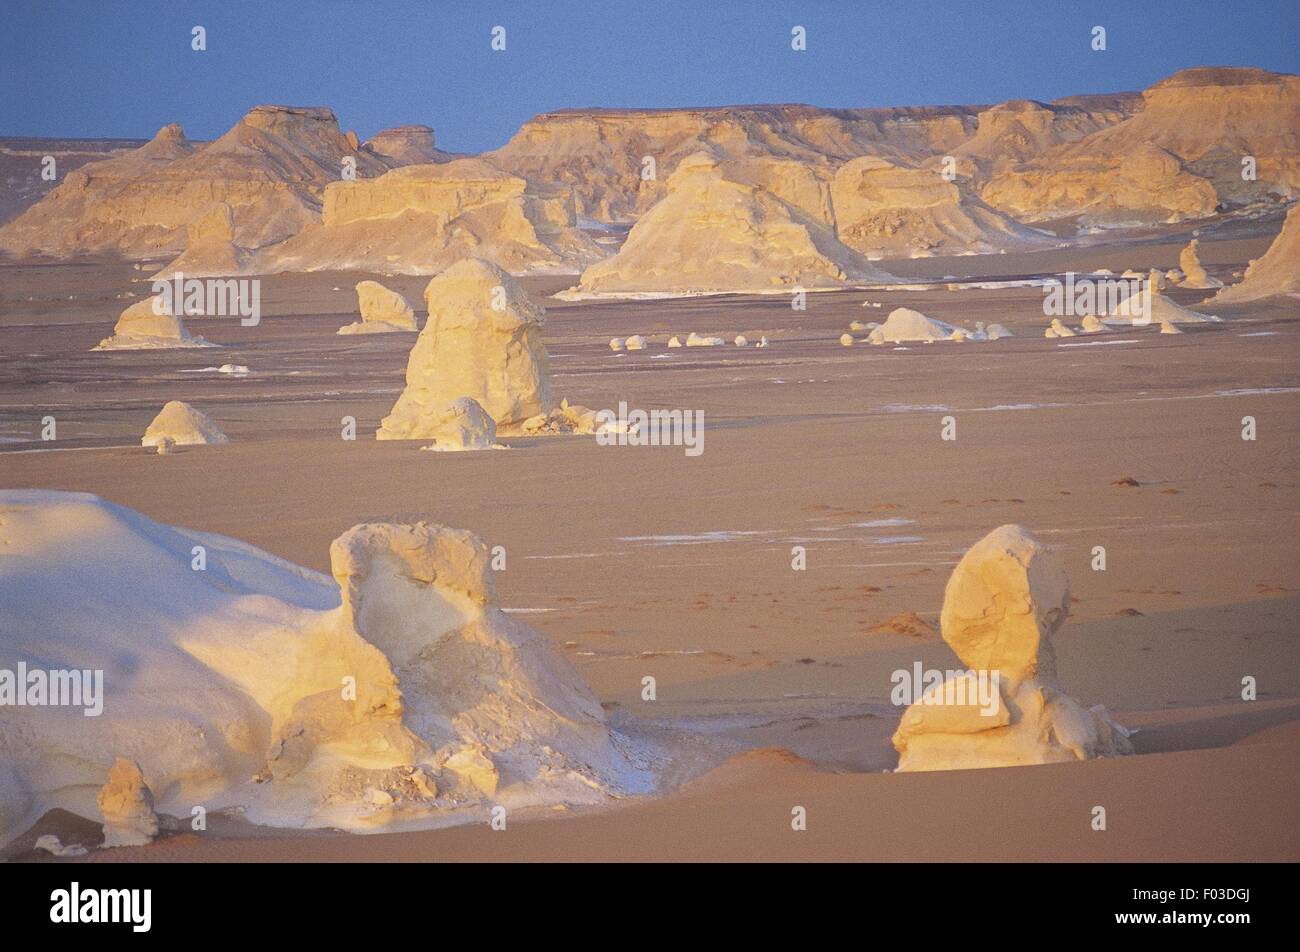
1212, 203, 1300, 303
377, 258, 554, 438
982, 67, 1299, 225
488, 103, 986, 224
892, 525, 1132, 772
256, 158, 601, 275
559, 151, 896, 297
363, 125, 440, 165
830, 155, 1051, 258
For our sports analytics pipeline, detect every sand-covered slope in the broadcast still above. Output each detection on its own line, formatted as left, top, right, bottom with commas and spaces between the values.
561, 152, 896, 296
0, 490, 645, 845
254, 158, 602, 275
830, 156, 1051, 258
983, 68, 1300, 225
0, 106, 390, 260
1213, 203, 1300, 303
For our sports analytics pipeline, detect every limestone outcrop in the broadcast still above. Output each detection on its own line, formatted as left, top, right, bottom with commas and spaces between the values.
892, 525, 1132, 771
560, 153, 895, 297
338, 281, 417, 334
830, 156, 1049, 257
1213, 204, 1300, 303
141, 400, 229, 447
94, 296, 214, 350
377, 259, 553, 438
257, 158, 602, 275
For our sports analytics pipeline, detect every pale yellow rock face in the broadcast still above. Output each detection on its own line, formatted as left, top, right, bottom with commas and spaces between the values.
96, 758, 159, 848
487, 104, 986, 224
95, 296, 211, 350
362, 125, 440, 165
1213, 203, 1300, 303
0, 106, 390, 259
939, 524, 1068, 688
161, 201, 247, 277
1177, 239, 1223, 289
982, 69, 1299, 224
566, 153, 894, 296
257, 158, 601, 275
892, 525, 1132, 772
141, 400, 229, 447
831, 156, 1048, 257
377, 259, 553, 438
338, 280, 417, 334
418, 397, 499, 452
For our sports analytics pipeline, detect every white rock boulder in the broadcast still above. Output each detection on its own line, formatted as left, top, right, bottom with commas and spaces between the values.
892, 524, 1132, 771
141, 401, 228, 447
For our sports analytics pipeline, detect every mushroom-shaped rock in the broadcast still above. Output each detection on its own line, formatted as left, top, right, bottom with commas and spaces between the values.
339, 281, 417, 334
142, 401, 229, 447
892, 525, 1131, 771
97, 758, 159, 848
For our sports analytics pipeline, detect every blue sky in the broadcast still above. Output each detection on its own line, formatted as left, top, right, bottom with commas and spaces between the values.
2, 0, 1296, 151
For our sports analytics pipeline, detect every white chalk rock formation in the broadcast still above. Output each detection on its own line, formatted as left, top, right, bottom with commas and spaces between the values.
831, 155, 1050, 258
338, 281, 417, 335
1213, 203, 1300, 303
94, 296, 214, 351
0, 490, 647, 845
840, 333, 855, 346
1049, 318, 1077, 337
559, 152, 896, 297
1177, 238, 1223, 289
667, 336, 682, 348
96, 758, 159, 848
869, 307, 957, 344
1160, 320, 1184, 335
625, 335, 648, 350
892, 524, 1132, 771
1080, 314, 1112, 333
686, 332, 725, 347
734, 335, 748, 347
1097, 287, 1221, 326
141, 401, 229, 447
985, 323, 1013, 339
609, 338, 625, 351
418, 397, 500, 452
378, 259, 554, 438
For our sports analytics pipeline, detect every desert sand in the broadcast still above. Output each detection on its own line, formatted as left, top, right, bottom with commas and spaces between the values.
1, 222, 1296, 861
